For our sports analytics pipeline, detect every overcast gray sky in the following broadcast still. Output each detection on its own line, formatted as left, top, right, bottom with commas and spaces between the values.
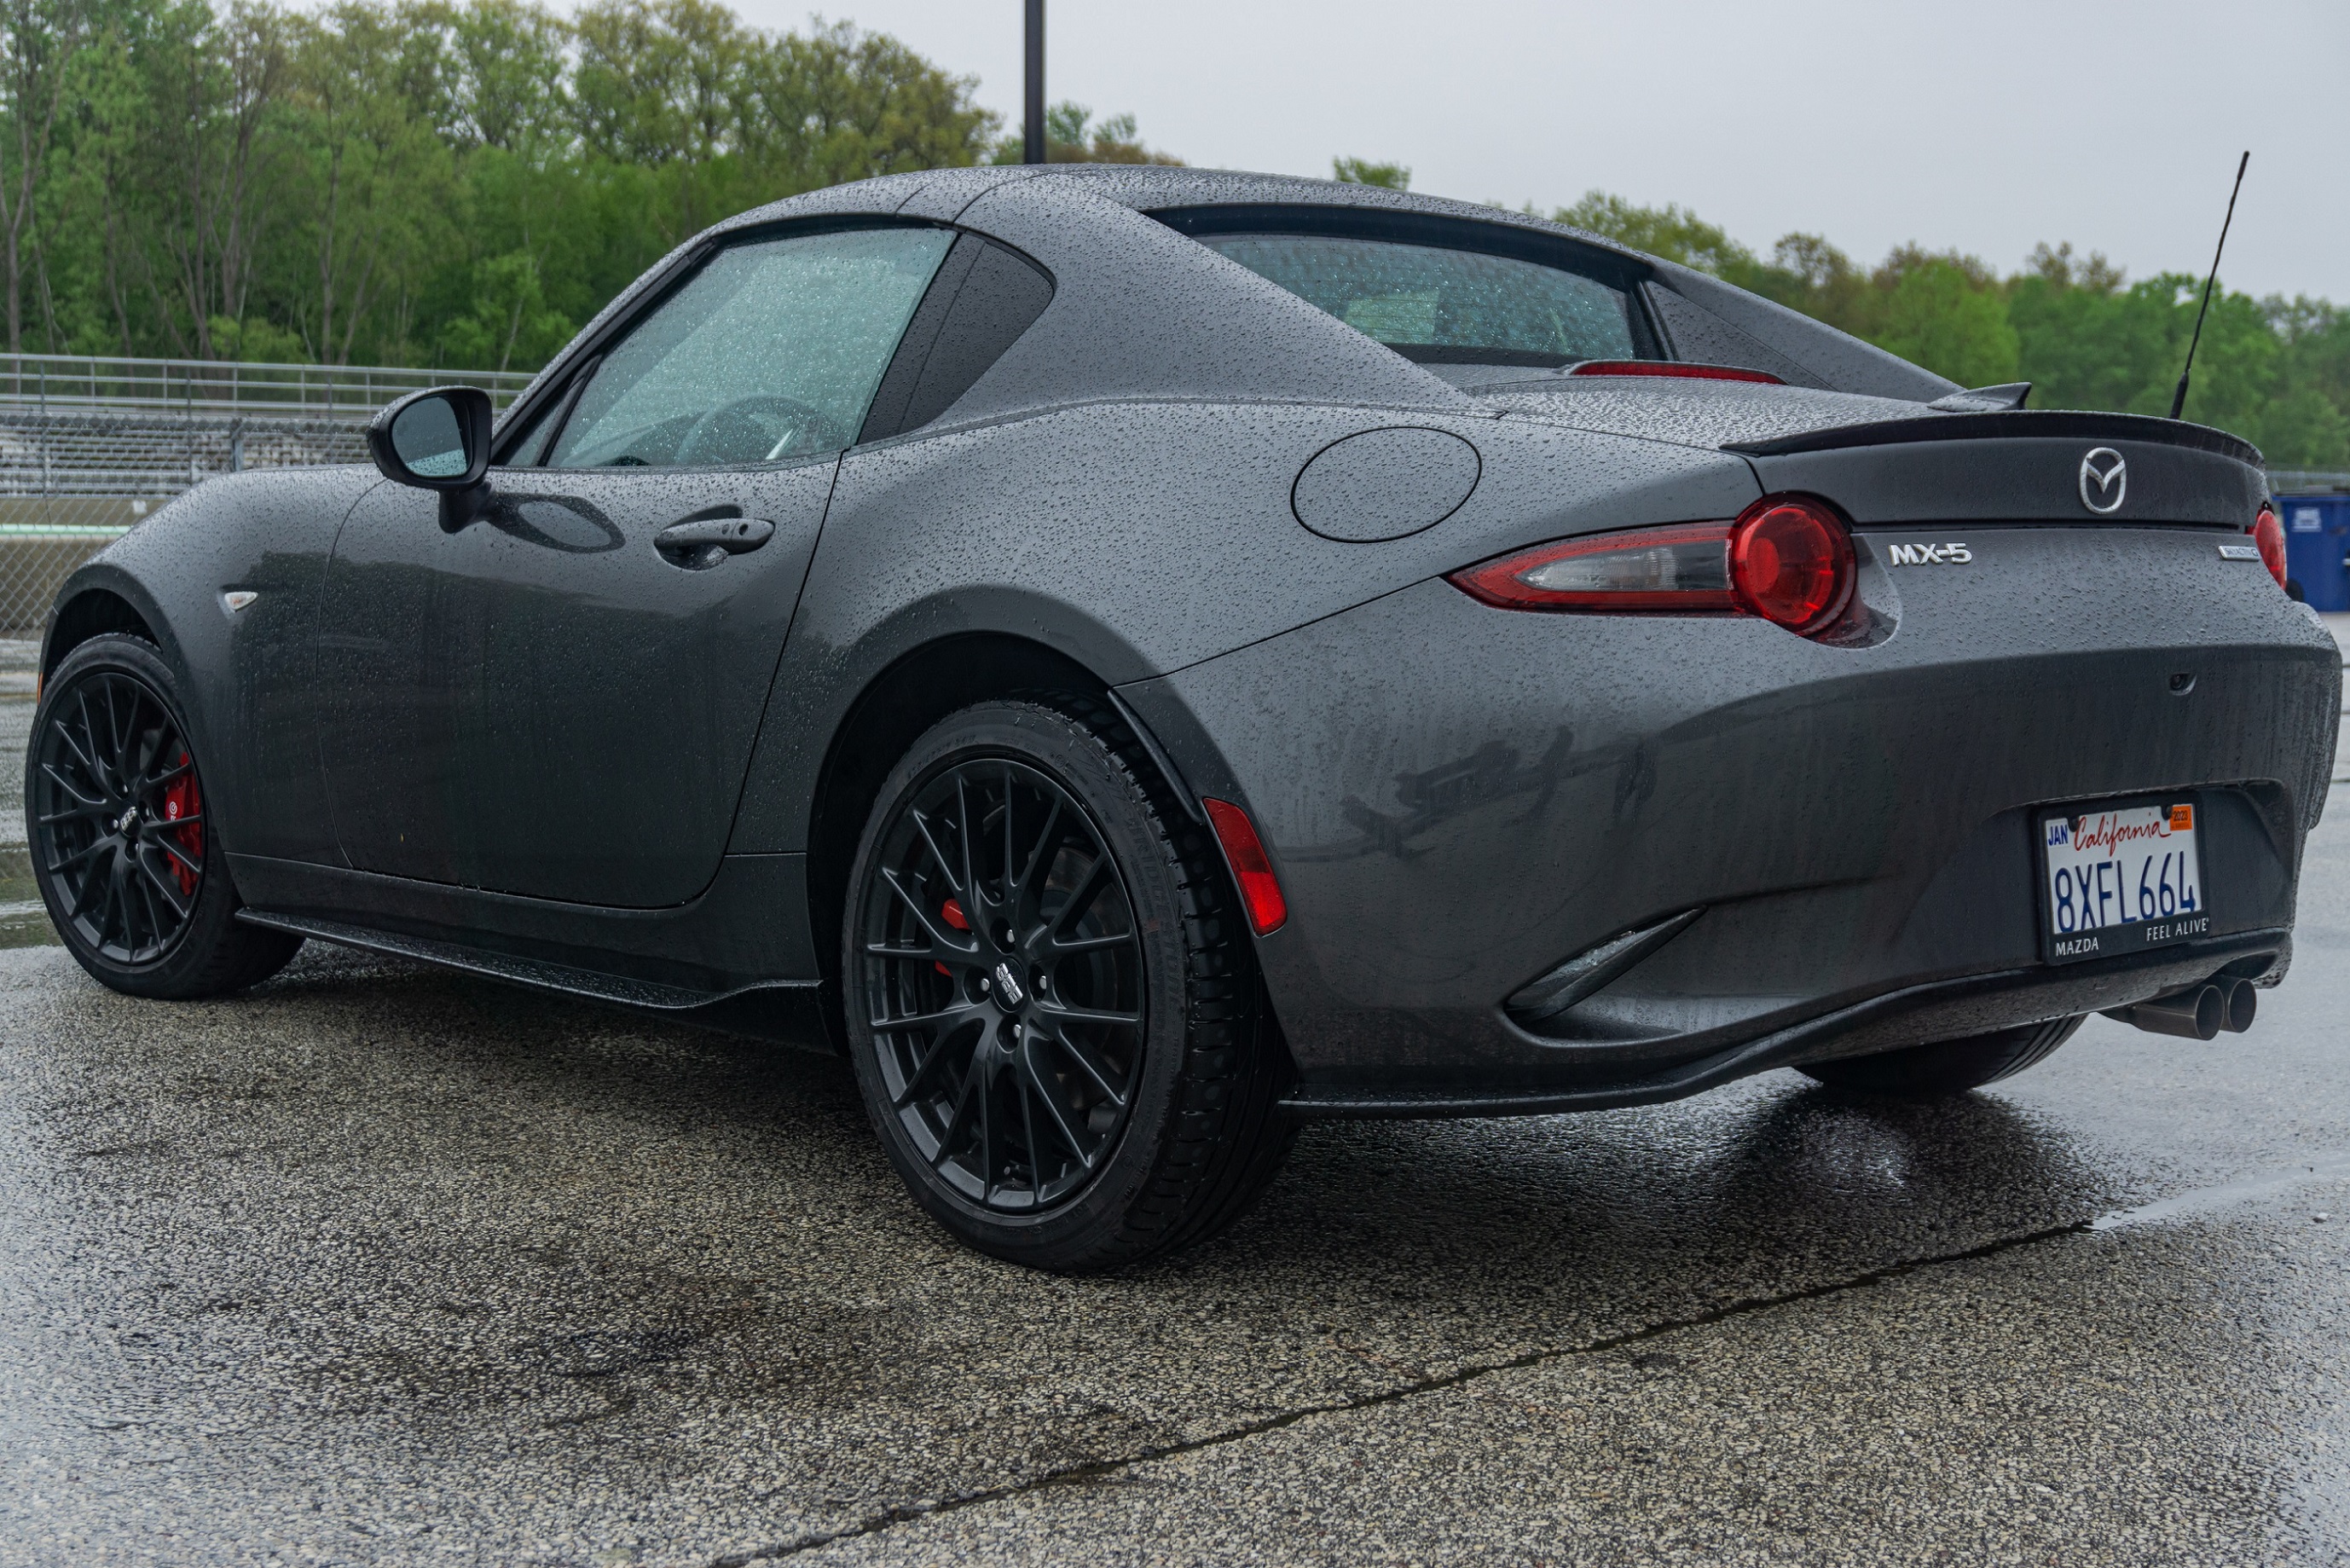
725, 0, 2350, 302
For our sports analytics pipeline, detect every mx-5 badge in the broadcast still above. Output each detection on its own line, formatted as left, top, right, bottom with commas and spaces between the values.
1884, 541, 1973, 565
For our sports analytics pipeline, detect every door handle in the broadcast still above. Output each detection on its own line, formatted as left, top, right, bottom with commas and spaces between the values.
656, 516, 775, 570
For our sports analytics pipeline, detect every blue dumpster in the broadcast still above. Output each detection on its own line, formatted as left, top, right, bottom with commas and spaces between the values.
2278, 492, 2350, 611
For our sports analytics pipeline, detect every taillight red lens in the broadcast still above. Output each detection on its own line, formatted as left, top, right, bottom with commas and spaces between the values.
1202, 798, 1287, 935
1728, 496, 1855, 634
2251, 506, 2288, 590
1568, 360, 1785, 385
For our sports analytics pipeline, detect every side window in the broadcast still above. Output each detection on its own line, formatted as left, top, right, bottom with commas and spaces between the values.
495, 384, 570, 467
547, 226, 956, 469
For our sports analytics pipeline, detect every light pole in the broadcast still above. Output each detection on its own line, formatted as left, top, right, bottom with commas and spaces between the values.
1023, 0, 1045, 165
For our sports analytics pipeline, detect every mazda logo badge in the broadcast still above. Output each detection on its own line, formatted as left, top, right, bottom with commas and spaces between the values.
2079, 448, 2127, 514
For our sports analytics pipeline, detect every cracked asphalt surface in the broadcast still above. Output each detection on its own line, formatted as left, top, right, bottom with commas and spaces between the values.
2, 624, 2347, 1565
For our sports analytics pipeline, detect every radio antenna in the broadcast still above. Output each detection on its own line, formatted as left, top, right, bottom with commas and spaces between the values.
2168, 150, 2249, 421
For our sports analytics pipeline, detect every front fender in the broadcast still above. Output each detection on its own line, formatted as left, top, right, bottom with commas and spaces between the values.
43, 467, 383, 865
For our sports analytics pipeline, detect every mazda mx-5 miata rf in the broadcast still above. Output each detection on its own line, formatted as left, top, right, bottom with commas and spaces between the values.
27, 167, 2340, 1270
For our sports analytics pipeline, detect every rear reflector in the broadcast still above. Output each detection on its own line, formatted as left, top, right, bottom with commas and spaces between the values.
1449, 495, 1856, 638
1569, 360, 1785, 385
1202, 797, 1288, 935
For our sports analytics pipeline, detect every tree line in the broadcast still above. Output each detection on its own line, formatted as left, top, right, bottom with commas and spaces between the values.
6, 0, 2341, 466
1552, 192, 2350, 470
7, 0, 1006, 372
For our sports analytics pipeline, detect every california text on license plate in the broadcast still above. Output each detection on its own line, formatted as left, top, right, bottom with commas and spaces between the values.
2039, 799, 2211, 964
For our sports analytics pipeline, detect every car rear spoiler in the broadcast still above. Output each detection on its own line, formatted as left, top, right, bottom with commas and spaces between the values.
1725, 408, 2261, 466
1724, 410, 2266, 527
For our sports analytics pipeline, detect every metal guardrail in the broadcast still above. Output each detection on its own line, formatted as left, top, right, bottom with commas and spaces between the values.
0, 353, 539, 633
2272, 471, 2350, 495
0, 352, 535, 418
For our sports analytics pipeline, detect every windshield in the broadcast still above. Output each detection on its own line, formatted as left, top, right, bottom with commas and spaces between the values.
1199, 234, 1637, 366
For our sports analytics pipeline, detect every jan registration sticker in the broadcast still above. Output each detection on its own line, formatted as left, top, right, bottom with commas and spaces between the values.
2039, 800, 2210, 963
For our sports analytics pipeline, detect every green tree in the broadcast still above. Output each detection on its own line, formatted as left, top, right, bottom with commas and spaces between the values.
0, 0, 93, 348
1332, 155, 1406, 190
735, 20, 999, 193
1872, 252, 2017, 387
989, 100, 1176, 165
281, 0, 454, 362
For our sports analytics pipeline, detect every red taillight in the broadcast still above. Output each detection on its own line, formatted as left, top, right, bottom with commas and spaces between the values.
1447, 495, 1856, 638
2251, 506, 2289, 590
1728, 496, 1856, 634
1202, 798, 1287, 935
1568, 360, 1785, 385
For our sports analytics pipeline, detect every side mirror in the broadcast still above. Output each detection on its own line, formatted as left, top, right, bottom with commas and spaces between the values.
368, 386, 492, 491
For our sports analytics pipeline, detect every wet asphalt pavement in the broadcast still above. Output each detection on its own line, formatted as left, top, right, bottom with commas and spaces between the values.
2, 628, 2347, 1565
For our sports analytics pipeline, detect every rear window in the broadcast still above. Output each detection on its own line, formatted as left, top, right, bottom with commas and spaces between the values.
1199, 234, 1637, 366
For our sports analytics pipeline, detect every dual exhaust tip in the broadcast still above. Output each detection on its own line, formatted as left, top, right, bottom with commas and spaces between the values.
2102, 976, 2258, 1041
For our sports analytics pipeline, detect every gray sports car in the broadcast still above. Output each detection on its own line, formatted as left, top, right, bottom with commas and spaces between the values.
26, 166, 2340, 1270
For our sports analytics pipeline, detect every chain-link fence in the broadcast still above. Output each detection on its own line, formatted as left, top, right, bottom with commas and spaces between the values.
0, 353, 533, 638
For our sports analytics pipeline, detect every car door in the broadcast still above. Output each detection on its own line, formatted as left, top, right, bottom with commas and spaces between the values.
315, 223, 958, 907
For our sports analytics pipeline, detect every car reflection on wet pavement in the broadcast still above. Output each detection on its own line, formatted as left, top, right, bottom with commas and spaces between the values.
1, 624, 2347, 1565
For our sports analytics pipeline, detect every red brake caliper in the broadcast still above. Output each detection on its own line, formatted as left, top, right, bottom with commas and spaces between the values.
160, 750, 201, 896
936, 897, 969, 975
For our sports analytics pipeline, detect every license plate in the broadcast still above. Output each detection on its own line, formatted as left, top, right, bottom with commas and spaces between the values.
2039, 799, 2211, 963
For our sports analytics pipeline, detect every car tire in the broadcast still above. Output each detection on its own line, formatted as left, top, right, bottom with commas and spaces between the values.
1797, 1015, 2085, 1099
842, 694, 1294, 1272
27, 634, 304, 998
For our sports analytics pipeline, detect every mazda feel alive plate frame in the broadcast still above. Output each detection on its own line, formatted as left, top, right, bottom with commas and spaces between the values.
2038, 796, 2212, 964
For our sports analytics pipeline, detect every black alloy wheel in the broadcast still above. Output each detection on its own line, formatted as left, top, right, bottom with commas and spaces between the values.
28, 634, 302, 998
860, 755, 1146, 1211
34, 666, 208, 964
844, 697, 1296, 1272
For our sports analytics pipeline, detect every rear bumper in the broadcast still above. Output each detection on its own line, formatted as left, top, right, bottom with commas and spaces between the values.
1276, 929, 2288, 1119
1122, 524, 2340, 1107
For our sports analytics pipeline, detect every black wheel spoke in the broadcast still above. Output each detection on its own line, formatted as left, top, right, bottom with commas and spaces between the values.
69, 850, 109, 918
1035, 998, 1142, 1027
147, 826, 204, 875
40, 761, 107, 812
47, 837, 109, 878
908, 805, 963, 897
861, 749, 1146, 1213
881, 868, 974, 955
874, 999, 984, 1033
1012, 798, 1062, 915
1051, 855, 1114, 938
931, 1067, 981, 1168
975, 1056, 998, 1200
55, 708, 101, 782
106, 853, 136, 953
132, 848, 194, 921
953, 772, 980, 917
1015, 1052, 1042, 1188
893, 1026, 972, 1108
142, 757, 194, 793
1019, 1044, 1091, 1167
1002, 763, 1018, 911
1048, 929, 1133, 956
1047, 1023, 1127, 1107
